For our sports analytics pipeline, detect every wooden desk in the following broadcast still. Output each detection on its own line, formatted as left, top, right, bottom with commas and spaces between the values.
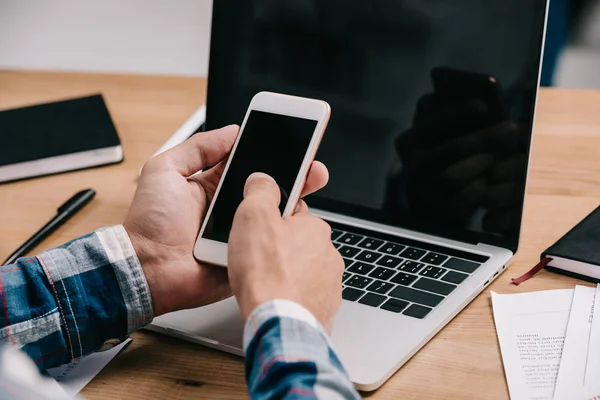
1, 70, 600, 399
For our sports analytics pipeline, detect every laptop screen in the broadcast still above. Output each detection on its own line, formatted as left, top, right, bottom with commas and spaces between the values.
205, 0, 548, 252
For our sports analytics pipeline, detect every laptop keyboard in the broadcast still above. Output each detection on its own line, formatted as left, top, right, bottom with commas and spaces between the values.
332, 224, 489, 320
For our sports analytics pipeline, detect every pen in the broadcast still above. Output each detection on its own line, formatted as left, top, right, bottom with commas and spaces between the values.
2, 189, 96, 266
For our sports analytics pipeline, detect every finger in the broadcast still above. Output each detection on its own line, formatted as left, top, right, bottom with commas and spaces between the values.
189, 158, 228, 200
243, 172, 282, 208
294, 199, 309, 214
300, 161, 329, 198
195, 159, 328, 203
157, 125, 238, 177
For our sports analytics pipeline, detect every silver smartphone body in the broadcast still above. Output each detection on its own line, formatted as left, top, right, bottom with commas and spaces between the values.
193, 91, 331, 266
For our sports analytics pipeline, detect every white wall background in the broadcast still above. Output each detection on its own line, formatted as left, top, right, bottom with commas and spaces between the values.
0, 0, 213, 76
2, 0, 600, 88
554, 0, 600, 89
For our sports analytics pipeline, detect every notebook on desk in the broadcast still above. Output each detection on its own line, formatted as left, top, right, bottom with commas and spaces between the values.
0, 94, 123, 183
543, 205, 600, 283
512, 205, 600, 285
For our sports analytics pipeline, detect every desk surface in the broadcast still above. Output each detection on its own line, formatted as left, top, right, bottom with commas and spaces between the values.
1, 70, 600, 399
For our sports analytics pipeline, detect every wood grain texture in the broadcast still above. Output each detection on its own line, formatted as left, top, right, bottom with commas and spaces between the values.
1, 70, 599, 399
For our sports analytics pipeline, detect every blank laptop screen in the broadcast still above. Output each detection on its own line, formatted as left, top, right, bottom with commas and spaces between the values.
205, 0, 548, 252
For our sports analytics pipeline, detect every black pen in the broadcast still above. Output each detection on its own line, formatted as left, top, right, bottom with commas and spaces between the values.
2, 189, 96, 266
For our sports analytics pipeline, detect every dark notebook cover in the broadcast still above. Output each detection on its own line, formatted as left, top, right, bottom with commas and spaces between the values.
0, 94, 121, 167
543, 205, 600, 283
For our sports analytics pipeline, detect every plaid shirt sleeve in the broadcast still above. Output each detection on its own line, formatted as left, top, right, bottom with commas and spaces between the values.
0, 225, 153, 371
1, 225, 359, 399
244, 300, 361, 399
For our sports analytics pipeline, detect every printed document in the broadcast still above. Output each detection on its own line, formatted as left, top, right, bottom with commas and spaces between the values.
585, 285, 600, 388
554, 285, 596, 398
491, 289, 574, 400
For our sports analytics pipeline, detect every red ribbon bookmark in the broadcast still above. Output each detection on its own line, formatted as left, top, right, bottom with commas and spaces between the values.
511, 257, 552, 286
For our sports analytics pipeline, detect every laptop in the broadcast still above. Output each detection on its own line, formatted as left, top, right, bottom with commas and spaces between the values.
147, 0, 549, 390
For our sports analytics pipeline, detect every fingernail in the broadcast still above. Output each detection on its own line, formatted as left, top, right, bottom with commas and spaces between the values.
248, 172, 274, 181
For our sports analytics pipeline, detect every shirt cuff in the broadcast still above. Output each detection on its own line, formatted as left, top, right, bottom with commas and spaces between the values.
38, 225, 153, 358
95, 225, 154, 333
243, 300, 359, 399
243, 299, 330, 351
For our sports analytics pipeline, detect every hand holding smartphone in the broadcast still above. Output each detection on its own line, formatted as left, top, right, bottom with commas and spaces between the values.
193, 92, 331, 266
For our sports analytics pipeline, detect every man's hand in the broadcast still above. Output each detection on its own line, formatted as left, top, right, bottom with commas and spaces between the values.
124, 126, 330, 316
228, 173, 344, 333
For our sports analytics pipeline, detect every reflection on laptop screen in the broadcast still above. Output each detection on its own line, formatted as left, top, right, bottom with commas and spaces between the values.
205, 0, 548, 252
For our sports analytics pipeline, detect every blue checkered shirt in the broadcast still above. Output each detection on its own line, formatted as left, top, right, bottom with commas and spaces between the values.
0, 225, 360, 399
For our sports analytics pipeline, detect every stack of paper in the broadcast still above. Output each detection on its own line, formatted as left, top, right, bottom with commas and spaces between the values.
492, 285, 600, 400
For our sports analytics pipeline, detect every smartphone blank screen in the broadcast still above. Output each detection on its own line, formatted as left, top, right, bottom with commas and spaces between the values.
202, 110, 317, 243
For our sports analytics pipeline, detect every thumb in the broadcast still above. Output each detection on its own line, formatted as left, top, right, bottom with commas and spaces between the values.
243, 172, 282, 208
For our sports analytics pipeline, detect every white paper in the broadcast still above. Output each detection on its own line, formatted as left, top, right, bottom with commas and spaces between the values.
47, 338, 132, 397
554, 385, 600, 400
554, 285, 596, 398
585, 284, 600, 387
492, 289, 574, 400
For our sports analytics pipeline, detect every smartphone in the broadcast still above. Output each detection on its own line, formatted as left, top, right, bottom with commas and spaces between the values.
193, 91, 331, 266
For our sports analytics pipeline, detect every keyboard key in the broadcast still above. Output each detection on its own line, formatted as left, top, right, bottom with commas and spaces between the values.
357, 238, 384, 251
421, 252, 448, 265
343, 257, 354, 268
348, 262, 375, 275
369, 267, 396, 280
419, 266, 445, 279
399, 260, 424, 274
339, 246, 361, 258
376, 255, 403, 268
441, 270, 469, 284
333, 242, 342, 249
413, 277, 457, 296
379, 242, 405, 255
380, 298, 409, 313
355, 250, 381, 263
339, 233, 364, 245
443, 257, 481, 273
346, 275, 373, 289
359, 293, 387, 307
342, 287, 365, 301
342, 272, 352, 283
391, 272, 418, 286
367, 280, 395, 294
400, 247, 427, 260
403, 304, 433, 319
389, 286, 444, 307
331, 229, 344, 241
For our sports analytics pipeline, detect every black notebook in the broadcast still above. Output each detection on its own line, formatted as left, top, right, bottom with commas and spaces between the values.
542, 206, 600, 283
512, 205, 600, 285
0, 94, 123, 183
